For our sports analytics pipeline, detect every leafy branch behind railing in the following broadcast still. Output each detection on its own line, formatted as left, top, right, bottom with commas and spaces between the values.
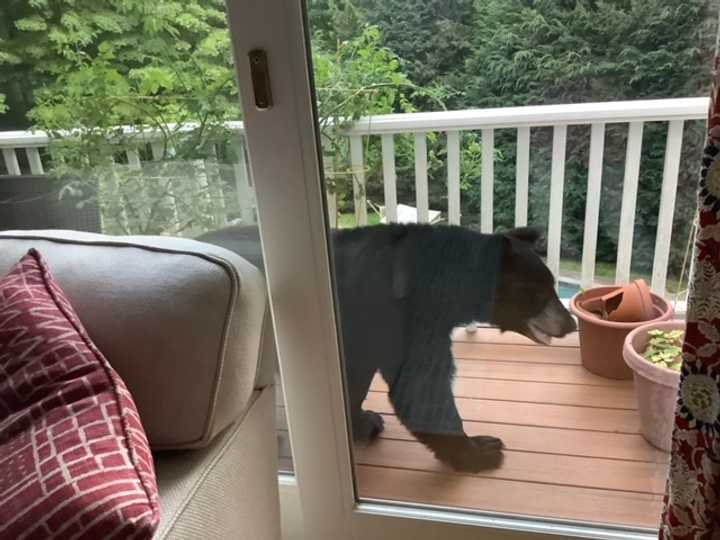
19, 0, 241, 236
11, 0, 485, 235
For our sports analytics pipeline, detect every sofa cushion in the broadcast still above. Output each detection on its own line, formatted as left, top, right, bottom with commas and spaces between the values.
0, 230, 269, 449
0, 249, 159, 539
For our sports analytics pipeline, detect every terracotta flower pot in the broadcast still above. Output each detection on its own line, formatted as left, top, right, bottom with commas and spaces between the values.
623, 321, 684, 452
579, 279, 654, 322
570, 286, 673, 379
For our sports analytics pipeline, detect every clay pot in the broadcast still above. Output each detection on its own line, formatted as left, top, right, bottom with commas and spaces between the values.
623, 321, 684, 452
579, 279, 654, 322
570, 286, 673, 379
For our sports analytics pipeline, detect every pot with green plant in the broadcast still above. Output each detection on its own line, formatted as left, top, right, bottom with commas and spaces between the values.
623, 320, 684, 452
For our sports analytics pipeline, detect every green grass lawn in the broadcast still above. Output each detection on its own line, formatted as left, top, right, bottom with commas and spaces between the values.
336, 212, 382, 228
558, 259, 686, 294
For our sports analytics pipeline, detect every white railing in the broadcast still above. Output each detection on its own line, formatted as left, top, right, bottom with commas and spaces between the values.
0, 97, 709, 295
0, 123, 257, 228
343, 97, 707, 295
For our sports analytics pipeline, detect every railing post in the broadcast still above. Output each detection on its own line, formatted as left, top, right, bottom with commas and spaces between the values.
515, 127, 530, 227
126, 149, 142, 170
447, 131, 461, 225
414, 132, 429, 223
547, 125, 567, 281
651, 120, 684, 295
615, 122, 644, 284
26, 148, 44, 175
381, 134, 398, 222
321, 134, 337, 228
2, 149, 20, 175
580, 123, 606, 289
481, 128, 494, 233
235, 136, 256, 225
349, 135, 367, 226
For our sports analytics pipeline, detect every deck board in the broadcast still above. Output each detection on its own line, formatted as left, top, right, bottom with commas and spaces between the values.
453, 359, 634, 386
364, 392, 641, 433
377, 414, 668, 463
357, 466, 663, 528
275, 328, 669, 529
452, 342, 582, 364
370, 376, 637, 409
354, 438, 668, 494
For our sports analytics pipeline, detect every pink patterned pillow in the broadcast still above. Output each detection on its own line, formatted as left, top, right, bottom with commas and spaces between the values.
0, 249, 159, 539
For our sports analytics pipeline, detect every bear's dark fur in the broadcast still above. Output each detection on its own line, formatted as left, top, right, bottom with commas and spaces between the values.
197, 223, 575, 472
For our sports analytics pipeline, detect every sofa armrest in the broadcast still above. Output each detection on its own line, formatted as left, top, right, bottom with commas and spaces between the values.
153, 386, 281, 540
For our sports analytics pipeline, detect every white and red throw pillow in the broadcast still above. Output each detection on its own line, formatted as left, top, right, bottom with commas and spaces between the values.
0, 249, 159, 539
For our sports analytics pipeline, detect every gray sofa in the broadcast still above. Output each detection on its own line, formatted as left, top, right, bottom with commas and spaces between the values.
0, 230, 281, 540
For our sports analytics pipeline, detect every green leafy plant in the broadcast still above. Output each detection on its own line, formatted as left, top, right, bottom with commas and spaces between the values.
3, 0, 437, 234
3, 0, 241, 237
312, 24, 449, 218
642, 329, 684, 371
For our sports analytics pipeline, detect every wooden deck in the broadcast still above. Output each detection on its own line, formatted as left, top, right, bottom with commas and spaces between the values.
276, 327, 669, 529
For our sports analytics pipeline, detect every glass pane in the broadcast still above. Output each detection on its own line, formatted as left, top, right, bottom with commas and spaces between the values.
300, 0, 717, 530
0, 1, 291, 472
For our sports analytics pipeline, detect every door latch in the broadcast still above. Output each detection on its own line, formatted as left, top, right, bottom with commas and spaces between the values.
249, 49, 273, 110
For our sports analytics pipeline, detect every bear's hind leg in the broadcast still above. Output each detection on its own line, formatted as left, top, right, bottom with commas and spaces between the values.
352, 409, 385, 442
345, 348, 385, 443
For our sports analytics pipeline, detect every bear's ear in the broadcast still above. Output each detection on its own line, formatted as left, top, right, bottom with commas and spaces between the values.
504, 227, 542, 246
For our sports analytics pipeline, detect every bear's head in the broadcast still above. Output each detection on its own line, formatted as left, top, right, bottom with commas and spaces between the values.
490, 227, 576, 344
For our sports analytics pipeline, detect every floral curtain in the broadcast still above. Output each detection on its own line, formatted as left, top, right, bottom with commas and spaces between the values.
660, 56, 720, 539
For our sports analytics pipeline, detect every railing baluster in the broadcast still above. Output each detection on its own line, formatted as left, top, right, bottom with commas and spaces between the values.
481, 128, 494, 233
381, 134, 397, 222
26, 148, 44, 175
447, 131, 461, 225
616, 121, 644, 284
321, 134, 337, 228
205, 156, 227, 227
547, 125, 567, 281
581, 123, 606, 289
2, 148, 21, 175
414, 132, 429, 223
149, 140, 182, 231
126, 149, 142, 170
326, 190, 337, 228
515, 127, 530, 227
349, 135, 367, 226
651, 120, 684, 295
234, 155, 256, 225
150, 141, 164, 161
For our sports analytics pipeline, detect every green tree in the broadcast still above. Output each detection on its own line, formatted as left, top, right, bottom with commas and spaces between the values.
312, 25, 448, 217
461, 0, 715, 278
355, 0, 475, 109
342, 0, 714, 284
0, 0, 242, 235
0, 1, 426, 233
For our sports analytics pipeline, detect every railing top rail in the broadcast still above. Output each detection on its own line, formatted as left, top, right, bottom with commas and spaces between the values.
0, 121, 247, 148
0, 97, 708, 148
344, 97, 709, 135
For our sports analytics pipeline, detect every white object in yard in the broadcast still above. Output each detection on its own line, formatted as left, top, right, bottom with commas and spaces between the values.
465, 322, 478, 333
380, 203, 442, 224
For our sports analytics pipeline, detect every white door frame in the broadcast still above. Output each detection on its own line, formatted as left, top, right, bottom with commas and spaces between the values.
225, 1, 659, 539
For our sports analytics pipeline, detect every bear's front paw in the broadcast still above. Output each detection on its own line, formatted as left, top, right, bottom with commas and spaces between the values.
443, 436, 504, 473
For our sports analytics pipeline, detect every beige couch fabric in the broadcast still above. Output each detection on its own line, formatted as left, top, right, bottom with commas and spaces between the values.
153, 388, 281, 540
0, 230, 268, 449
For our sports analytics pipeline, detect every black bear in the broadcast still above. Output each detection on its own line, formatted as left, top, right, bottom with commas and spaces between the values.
197, 223, 576, 472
